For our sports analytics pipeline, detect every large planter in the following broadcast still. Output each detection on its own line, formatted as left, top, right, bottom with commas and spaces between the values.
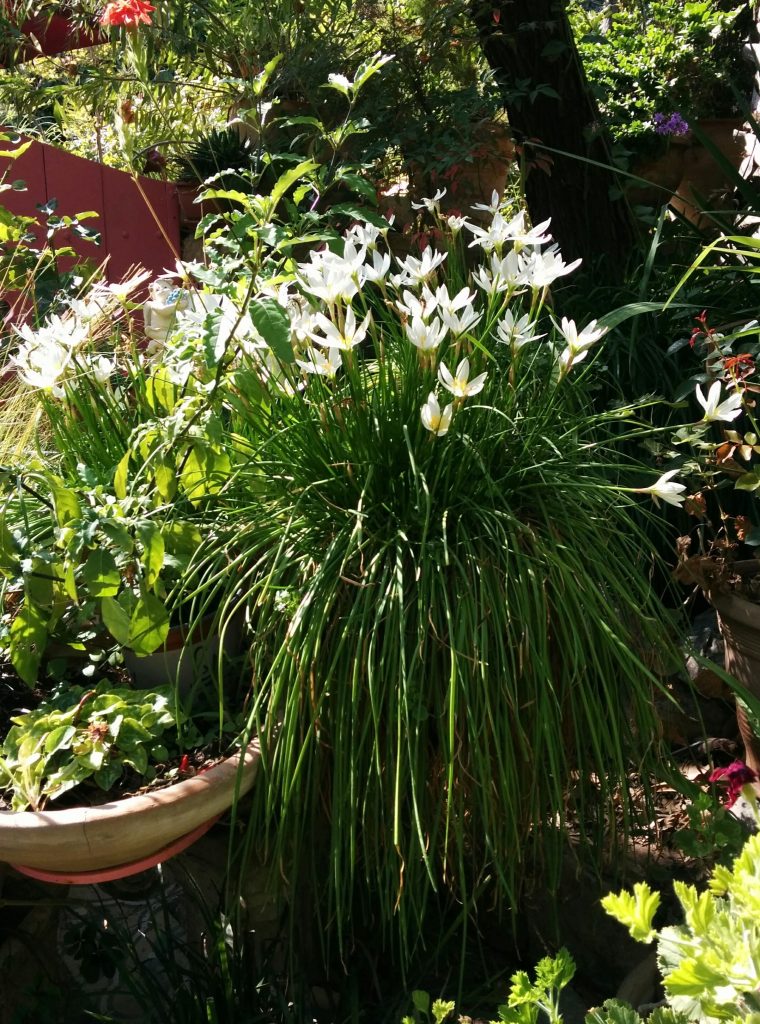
710, 573, 760, 773
671, 118, 749, 226
0, 738, 261, 882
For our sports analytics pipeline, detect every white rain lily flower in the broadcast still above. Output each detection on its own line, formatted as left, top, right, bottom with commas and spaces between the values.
363, 249, 391, 283
495, 310, 546, 349
470, 189, 501, 215
434, 285, 481, 335
420, 392, 453, 436
411, 188, 447, 213
696, 381, 744, 423
296, 347, 342, 378
347, 222, 383, 250
522, 246, 582, 288
447, 215, 468, 233
161, 259, 202, 284
104, 268, 151, 302
466, 210, 552, 253
640, 470, 687, 509
298, 254, 362, 305
393, 246, 447, 287
68, 295, 110, 322
434, 284, 477, 318
557, 317, 607, 374
440, 305, 482, 336
405, 314, 448, 352
397, 286, 438, 322
472, 251, 529, 296
11, 339, 73, 391
13, 314, 89, 353
88, 355, 114, 384
309, 306, 372, 351
438, 358, 487, 398
558, 317, 607, 355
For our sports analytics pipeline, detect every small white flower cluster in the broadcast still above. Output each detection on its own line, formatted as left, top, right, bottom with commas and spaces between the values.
9, 270, 150, 395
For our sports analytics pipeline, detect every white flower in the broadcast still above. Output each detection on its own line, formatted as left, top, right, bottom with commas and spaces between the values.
556, 317, 607, 374
392, 246, 447, 287
405, 315, 448, 352
473, 251, 529, 296
309, 306, 372, 351
438, 358, 487, 398
558, 317, 607, 355
411, 188, 447, 214
447, 215, 468, 232
296, 347, 343, 378
396, 287, 438, 322
88, 355, 114, 384
640, 470, 687, 508
522, 246, 582, 288
696, 381, 744, 423
440, 305, 482, 337
347, 222, 383, 249
13, 314, 89, 353
496, 309, 546, 350
103, 268, 151, 302
298, 250, 363, 305
363, 249, 391, 284
470, 190, 501, 215
11, 338, 73, 391
466, 210, 552, 253
420, 392, 453, 436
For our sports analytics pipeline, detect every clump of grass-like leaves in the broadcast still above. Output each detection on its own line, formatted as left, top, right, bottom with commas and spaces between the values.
189, 218, 685, 960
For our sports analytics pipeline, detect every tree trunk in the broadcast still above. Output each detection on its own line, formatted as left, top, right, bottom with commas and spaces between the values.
470, 0, 638, 278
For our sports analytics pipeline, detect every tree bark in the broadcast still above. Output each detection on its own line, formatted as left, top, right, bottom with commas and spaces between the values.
470, 0, 638, 278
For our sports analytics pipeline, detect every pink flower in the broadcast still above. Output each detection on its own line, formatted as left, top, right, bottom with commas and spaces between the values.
709, 760, 758, 807
100, 0, 155, 27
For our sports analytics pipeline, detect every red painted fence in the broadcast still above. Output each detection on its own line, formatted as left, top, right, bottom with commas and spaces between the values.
1, 138, 181, 283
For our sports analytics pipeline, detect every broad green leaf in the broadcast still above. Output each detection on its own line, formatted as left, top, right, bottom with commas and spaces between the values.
82, 549, 120, 598
664, 957, 726, 996
123, 744, 148, 774
0, 519, 20, 576
269, 159, 318, 212
411, 991, 429, 1014
128, 593, 170, 656
154, 459, 177, 502
735, 470, 760, 492
114, 450, 130, 499
44, 724, 76, 755
137, 523, 165, 588
164, 521, 203, 553
585, 1000, 643, 1024
49, 480, 81, 528
601, 883, 660, 943
101, 596, 131, 645
9, 602, 48, 687
248, 297, 293, 363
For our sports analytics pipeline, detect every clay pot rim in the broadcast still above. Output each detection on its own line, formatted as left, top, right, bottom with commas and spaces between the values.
0, 737, 260, 872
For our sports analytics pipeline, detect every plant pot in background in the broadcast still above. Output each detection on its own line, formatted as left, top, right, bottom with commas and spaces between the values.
710, 576, 760, 773
671, 118, 750, 226
629, 141, 689, 206
123, 608, 244, 694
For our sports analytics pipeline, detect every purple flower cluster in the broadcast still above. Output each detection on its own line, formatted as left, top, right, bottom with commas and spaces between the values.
653, 112, 690, 137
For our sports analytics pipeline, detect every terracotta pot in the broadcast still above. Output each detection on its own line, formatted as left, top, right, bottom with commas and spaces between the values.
0, 738, 261, 878
629, 144, 688, 206
710, 576, 760, 772
174, 182, 224, 226
671, 118, 750, 226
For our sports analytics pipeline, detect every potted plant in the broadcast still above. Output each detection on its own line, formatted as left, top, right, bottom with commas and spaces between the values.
643, 248, 760, 770
570, 0, 753, 209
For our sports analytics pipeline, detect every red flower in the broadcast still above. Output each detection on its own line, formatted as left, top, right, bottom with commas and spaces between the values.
709, 760, 758, 807
100, 0, 155, 27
